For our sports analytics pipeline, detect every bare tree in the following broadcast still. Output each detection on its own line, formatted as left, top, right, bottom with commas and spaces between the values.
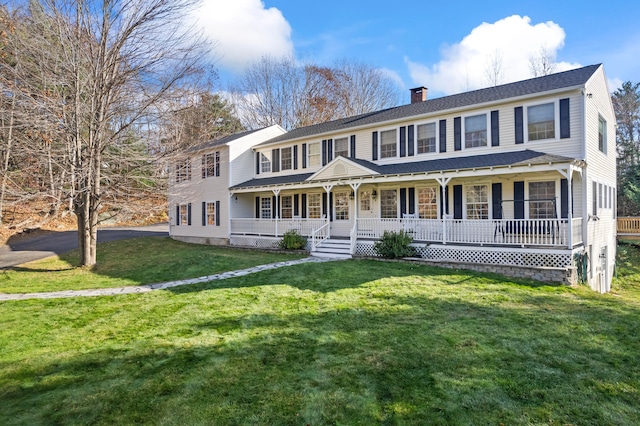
484, 49, 504, 87
529, 47, 557, 77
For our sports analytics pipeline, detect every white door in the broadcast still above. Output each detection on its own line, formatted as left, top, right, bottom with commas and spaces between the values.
331, 191, 352, 237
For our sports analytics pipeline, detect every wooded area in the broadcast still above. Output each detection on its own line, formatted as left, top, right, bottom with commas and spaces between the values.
0, 1, 403, 264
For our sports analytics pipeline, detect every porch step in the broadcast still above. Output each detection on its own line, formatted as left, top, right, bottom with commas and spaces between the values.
312, 238, 352, 259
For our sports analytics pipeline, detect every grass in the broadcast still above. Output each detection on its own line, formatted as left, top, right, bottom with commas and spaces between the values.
0, 239, 639, 424
0, 237, 306, 293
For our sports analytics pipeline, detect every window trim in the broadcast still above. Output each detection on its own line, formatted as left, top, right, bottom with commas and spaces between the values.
462, 113, 490, 150
260, 196, 272, 219
378, 127, 398, 159
526, 179, 559, 219
333, 191, 350, 221
307, 193, 323, 219
463, 183, 490, 219
524, 100, 559, 143
259, 152, 271, 174
175, 158, 191, 183
307, 141, 321, 167
415, 121, 439, 155
205, 201, 217, 226
179, 204, 189, 226
416, 186, 439, 219
379, 187, 398, 218
598, 114, 607, 154
280, 194, 293, 219
333, 137, 350, 158
280, 146, 293, 171
202, 151, 220, 179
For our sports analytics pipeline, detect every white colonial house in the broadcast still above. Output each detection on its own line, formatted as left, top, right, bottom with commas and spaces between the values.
169, 64, 617, 292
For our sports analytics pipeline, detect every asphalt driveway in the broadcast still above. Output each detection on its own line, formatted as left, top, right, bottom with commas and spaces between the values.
0, 223, 169, 268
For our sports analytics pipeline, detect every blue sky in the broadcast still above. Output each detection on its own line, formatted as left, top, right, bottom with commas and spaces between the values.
193, 0, 640, 99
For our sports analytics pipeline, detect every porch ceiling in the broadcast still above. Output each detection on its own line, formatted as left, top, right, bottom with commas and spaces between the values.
230, 149, 583, 193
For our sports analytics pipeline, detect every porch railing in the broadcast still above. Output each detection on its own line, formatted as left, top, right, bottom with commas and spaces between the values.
231, 218, 326, 237
618, 217, 640, 234
311, 221, 330, 251
572, 218, 583, 245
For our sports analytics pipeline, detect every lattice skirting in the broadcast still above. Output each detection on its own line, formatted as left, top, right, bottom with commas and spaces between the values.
356, 242, 572, 269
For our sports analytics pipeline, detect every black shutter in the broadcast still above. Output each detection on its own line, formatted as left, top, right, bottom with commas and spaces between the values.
400, 188, 407, 216
202, 201, 206, 226
560, 98, 570, 139
187, 203, 192, 226
400, 126, 407, 157
439, 119, 447, 153
454, 117, 461, 151
272, 149, 280, 172
515, 107, 524, 144
491, 110, 499, 146
407, 125, 415, 157
215, 200, 220, 226
294, 194, 299, 217
328, 192, 333, 221
350, 135, 356, 159
272, 196, 276, 219
256, 152, 260, 174
453, 185, 463, 219
255, 197, 260, 218
302, 144, 307, 168
322, 193, 327, 218
492, 183, 502, 219
301, 194, 307, 218
514, 181, 525, 219
322, 140, 327, 165
327, 139, 333, 162
408, 187, 415, 214
561, 179, 569, 218
176, 205, 180, 225
372, 132, 378, 160
293, 145, 298, 170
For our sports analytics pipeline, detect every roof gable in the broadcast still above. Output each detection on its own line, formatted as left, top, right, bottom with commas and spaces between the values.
307, 156, 380, 182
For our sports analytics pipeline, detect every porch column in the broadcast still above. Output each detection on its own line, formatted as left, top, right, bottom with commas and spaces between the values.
436, 177, 452, 245
323, 184, 334, 237
272, 188, 280, 237
559, 166, 575, 249
349, 182, 361, 224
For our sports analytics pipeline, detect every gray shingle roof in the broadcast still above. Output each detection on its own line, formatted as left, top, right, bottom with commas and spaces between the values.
231, 150, 575, 189
258, 64, 600, 145
188, 128, 263, 153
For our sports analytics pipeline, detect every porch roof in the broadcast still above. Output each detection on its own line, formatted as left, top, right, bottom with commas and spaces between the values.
231, 149, 576, 190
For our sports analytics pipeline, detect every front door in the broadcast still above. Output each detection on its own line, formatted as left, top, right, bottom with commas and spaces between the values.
332, 190, 352, 237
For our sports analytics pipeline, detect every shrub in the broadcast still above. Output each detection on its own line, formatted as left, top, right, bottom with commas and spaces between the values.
374, 230, 416, 259
279, 230, 307, 250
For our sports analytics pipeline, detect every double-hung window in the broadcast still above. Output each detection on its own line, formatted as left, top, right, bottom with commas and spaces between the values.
529, 181, 556, 219
308, 193, 322, 219
260, 197, 272, 219
418, 187, 438, 219
206, 202, 216, 225
179, 204, 188, 225
334, 137, 349, 158
360, 191, 371, 212
598, 115, 607, 153
334, 191, 349, 220
527, 103, 555, 141
260, 152, 271, 173
380, 129, 397, 158
281, 195, 293, 219
465, 185, 488, 219
465, 114, 487, 148
308, 142, 320, 167
417, 123, 437, 154
281, 147, 292, 171
202, 152, 219, 178
380, 189, 397, 218
176, 159, 191, 183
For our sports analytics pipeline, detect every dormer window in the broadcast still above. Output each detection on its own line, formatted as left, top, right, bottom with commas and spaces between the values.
380, 129, 397, 158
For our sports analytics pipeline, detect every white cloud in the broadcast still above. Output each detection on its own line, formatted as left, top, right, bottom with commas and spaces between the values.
192, 0, 294, 72
406, 15, 581, 96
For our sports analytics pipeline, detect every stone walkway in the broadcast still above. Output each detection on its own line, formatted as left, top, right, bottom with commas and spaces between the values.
0, 257, 338, 302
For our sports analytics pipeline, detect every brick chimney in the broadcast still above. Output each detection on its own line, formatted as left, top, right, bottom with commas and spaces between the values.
410, 86, 428, 103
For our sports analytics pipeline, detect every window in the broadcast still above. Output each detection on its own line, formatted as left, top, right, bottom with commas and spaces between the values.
281, 147, 292, 170
380, 189, 397, 218
598, 115, 607, 153
308, 193, 322, 219
418, 187, 438, 219
529, 181, 556, 219
334, 137, 348, 158
260, 152, 271, 173
334, 191, 349, 220
206, 202, 216, 225
175, 159, 191, 183
528, 103, 555, 141
417, 123, 437, 154
380, 129, 397, 158
202, 152, 220, 178
281, 195, 293, 219
360, 191, 371, 211
308, 142, 320, 167
179, 204, 188, 225
464, 114, 487, 148
261, 197, 271, 219
465, 185, 488, 219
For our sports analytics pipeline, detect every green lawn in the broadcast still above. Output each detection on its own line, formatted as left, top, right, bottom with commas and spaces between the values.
0, 237, 306, 293
0, 240, 639, 425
